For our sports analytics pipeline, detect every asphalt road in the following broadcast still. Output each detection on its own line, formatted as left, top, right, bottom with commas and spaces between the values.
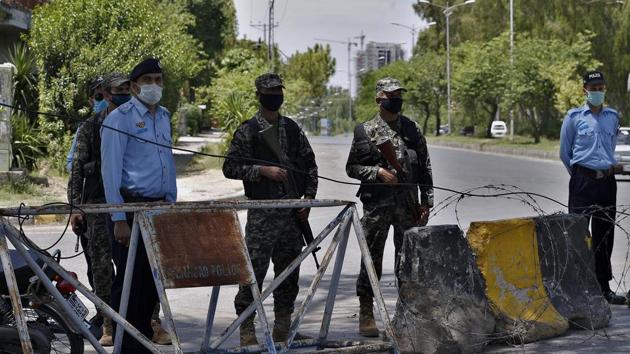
11, 136, 630, 353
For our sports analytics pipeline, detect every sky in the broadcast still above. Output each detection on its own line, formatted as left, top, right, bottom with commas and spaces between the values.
233, 0, 432, 96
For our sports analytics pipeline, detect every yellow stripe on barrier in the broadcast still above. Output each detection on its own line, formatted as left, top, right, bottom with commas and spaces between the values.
467, 218, 568, 342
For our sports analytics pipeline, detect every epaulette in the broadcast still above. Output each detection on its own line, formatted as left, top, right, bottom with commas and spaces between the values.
603, 107, 619, 117
566, 107, 584, 120
118, 101, 133, 114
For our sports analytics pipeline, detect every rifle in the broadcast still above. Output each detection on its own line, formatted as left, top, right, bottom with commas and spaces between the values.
376, 140, 426, 226
258, 125, 321, 268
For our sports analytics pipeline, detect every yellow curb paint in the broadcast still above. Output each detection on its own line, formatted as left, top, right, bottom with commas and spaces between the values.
467, 218, 568, 342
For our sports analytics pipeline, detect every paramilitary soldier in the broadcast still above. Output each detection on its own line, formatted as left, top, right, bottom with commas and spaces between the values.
68, 72, 131, 346
346, 77, 434, 337
222, 73, 318, 346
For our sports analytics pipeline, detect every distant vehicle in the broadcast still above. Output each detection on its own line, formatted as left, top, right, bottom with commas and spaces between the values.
438, 124, 450, 135
615, 127, 630, 175
460, 126, 474, 136
490, 121, 507, 138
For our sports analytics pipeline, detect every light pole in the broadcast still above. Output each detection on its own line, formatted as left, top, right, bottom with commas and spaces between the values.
418, 0, 476, 135
509, 0, 514, 140
391, 22, 435, 57
314, 38, 358, 120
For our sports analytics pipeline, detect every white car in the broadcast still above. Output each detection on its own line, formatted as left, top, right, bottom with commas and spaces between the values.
615, 127, 630, 175
490, 121, 507, 138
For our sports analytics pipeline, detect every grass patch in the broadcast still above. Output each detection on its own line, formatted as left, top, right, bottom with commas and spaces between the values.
184, 142, 224, 173
427, 135, 560, 152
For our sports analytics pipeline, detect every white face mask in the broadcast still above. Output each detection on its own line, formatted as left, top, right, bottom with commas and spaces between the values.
137, 83, 163, 105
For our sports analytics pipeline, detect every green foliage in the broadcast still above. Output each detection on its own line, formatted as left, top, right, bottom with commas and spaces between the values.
8, 43, 38, 121
27, 0, 202, 173
10, 113, 45, 170
178, 103, 203, 135
282, 44, 336, 98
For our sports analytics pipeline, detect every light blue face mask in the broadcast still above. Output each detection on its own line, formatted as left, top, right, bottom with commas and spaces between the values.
93, 99, 108, 113
586, 91, 605, 107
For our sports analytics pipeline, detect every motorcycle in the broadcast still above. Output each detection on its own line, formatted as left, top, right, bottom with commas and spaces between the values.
0, 248, 87, 354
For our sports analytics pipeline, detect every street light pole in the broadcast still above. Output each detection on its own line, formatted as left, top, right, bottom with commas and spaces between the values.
314, 37, 358, 120
445, 11, 452, 135
419, 0, 475, 135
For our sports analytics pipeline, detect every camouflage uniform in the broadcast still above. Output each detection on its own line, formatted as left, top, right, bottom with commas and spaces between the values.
67, 111, 113, 313
346, 78, 433, 298
223, 106, 318, 316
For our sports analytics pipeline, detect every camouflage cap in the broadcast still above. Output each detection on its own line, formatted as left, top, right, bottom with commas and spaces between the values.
375, 77, 407, 93
102, 72, 130, 92
255, 73, 285, 90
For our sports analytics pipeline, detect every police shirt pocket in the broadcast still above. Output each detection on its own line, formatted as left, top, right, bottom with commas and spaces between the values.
133, 128, 150, 143
161, 132, 173, 145
576, 127, 594, 144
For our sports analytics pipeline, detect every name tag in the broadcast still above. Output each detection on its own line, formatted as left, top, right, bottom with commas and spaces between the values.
136, 128, 148, 134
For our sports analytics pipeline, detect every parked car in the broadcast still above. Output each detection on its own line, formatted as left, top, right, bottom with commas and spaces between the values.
438, 124, 450, 135
490, 121, 507, 138
460, 126, 475, 136
615, 127, 630, 175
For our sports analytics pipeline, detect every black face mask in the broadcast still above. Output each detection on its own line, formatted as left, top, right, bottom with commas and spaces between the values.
94, 92, 104, 101
110, 94, 132, 107
380, 97, 403, 114
259, 93, 284, 111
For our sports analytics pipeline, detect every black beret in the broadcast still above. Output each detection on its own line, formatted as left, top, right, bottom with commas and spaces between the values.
130, 58, 162, 82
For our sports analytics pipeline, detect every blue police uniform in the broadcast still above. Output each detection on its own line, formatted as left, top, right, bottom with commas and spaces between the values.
559, 102, 619, 296
100, 94, 176, 353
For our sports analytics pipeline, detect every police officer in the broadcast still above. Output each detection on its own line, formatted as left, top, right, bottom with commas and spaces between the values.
68, 72, 131, 346
101, 58, 177, 353
346, 77, 433, 337
560, 71, 625, 305
223, 73, 318, 346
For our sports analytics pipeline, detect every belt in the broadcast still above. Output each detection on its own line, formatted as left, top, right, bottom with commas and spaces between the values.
120, 188, 165, 203
572, 165, 614, 180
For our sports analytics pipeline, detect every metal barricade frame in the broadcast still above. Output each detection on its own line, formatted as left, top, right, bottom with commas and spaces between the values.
0, 199, 401, 354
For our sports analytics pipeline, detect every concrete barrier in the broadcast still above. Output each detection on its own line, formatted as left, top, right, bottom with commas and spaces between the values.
535, 214, 611, 329
393, 225, 495, 354
467, 218, 569, 343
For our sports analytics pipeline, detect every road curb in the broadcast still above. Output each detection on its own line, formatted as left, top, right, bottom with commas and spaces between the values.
427, 139, 559, 161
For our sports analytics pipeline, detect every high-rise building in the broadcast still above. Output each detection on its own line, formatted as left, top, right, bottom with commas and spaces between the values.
356, 41, 405, 75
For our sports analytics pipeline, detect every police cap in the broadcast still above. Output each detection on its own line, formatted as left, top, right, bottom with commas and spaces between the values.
130, 58, 162, 82
583, 71, 606, 86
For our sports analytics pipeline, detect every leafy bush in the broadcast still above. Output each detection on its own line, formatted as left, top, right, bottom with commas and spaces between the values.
10, 113, 45, 170
178, 103, 203, 136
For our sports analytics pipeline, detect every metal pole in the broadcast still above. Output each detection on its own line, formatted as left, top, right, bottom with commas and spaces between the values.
509, 0, 515, 140
348, 40, 353, 120
114, 219, 141, 354
411, 25, 416, 55
0, 234, 33, 354
446, 11, 452, 135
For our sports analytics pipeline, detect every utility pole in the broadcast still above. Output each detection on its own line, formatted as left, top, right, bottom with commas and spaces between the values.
509, 0, 515, 140
354, 30, 366, 51
314, 37, 358, 120
250, 22, 268, 46
268, 0, 275, 68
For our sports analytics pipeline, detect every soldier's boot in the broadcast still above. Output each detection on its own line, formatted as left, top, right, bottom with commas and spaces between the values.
99, 318, 114, 347
151, 320, 172, 345
240, 315, 258, 347
272, 310, 312, 342
359, 296, 379, 337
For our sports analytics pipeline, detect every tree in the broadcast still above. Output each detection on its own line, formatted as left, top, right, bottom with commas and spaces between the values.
406, 51, 446, 135
452, 35, 511, 137
29, 0, 202, 118
282, 44, 336, 98
28, 0, 202, 172
505, 34, 600, 142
